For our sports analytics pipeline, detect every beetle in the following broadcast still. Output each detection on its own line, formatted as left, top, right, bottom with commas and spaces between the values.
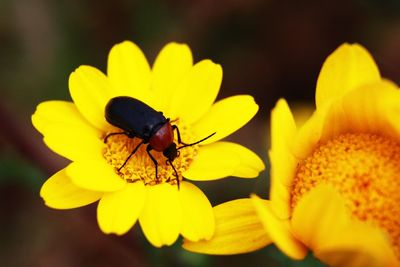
104, 96, 215, 188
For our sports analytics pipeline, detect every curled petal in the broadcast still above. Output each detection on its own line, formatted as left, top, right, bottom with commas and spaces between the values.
251, 195, 308, 260
294, 80, 400, 160
269, 99, 298, 219
291, 185, 398, 267
322, 80, 400, 141
316, 43, 381, 109
316, 225, 398, 267
183, 198, 271, 255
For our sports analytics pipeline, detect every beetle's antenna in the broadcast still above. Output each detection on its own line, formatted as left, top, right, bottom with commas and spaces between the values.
177, 132, 216, 150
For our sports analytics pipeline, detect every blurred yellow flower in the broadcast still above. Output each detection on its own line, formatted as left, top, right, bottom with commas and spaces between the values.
184, 43, 400, 266
32, 41, 264, 247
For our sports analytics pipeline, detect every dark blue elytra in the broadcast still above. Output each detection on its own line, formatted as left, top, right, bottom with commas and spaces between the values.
105, 96, 167, 141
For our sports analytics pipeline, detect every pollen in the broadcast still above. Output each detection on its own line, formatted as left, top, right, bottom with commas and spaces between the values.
291, 133, 400, 259
102, 122, 198, 186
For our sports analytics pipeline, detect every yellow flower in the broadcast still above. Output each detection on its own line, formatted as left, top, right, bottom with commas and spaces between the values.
32, 41, 265, 247
184, 43, 400, 266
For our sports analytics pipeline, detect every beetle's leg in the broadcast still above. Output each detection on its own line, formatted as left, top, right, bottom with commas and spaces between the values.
118, 140, 144, 171
146, 145, 158, 180
166, 160, 180, 189
171, 125, 187, 145
104, 132, 129, 143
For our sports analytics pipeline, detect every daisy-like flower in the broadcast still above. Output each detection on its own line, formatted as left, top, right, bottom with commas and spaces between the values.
32, 41, 265, 247
184, 44, 400, 266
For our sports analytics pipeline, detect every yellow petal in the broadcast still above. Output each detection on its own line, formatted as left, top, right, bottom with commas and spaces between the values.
152, 42, 193, 114
316, 223, 398, 267
40, 167, 102, 209
32, 101, 93, 134
42, 125, 103, 162
315, 43, 380, 109
322, 80, 400, 142
183, 198, 271, 255
107, 41, 152, 104
192, 95, 259, 145
294, 80, 400, 160
139, 183, 181, 247
66, 160, 126, 192
69, 65, 113, 130
179, 182, 214, 241
32, 101, 104, 161
268, 99, 298, 219
169, 60, 222, 124
291, 185, 398, 267
291, 185, 350, 249
183, 142, 264, 181
292, 106, 327, 160
251, 195, 308, 260
97, 182, 146, 235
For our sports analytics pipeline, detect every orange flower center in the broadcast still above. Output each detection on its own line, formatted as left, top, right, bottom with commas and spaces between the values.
102, 121, 198, 186
291, 133, 400, 259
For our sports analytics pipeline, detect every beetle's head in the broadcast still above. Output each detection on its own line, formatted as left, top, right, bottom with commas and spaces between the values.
163, 143, 178, 161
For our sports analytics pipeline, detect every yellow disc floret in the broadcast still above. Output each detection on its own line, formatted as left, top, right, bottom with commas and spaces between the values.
291, 133, 400, 259
102, 121, 198, 185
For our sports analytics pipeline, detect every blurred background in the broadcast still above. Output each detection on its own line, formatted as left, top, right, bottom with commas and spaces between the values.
1, 0, 400, 266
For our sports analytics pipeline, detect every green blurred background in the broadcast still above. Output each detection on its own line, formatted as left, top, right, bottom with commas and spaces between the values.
1, 0, 400, 266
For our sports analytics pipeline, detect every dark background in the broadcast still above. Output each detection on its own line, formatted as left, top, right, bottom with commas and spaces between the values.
1, 0, 400, 266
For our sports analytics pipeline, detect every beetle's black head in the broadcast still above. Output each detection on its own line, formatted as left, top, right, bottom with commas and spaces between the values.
163, 143, 178, 162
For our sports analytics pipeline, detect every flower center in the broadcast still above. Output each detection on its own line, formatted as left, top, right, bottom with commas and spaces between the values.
102, 121, 198, 186
291, 133, 400, 259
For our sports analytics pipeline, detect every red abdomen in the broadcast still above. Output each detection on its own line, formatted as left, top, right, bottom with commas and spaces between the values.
149, 122, 174, 151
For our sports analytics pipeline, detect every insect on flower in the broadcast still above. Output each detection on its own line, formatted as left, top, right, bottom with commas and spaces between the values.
32, 41, 265, 247
104, 96, 215, 188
